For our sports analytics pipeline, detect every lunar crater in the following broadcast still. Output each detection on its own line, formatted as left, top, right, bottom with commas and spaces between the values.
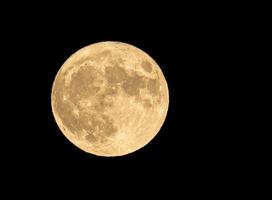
141, 60, 152, 73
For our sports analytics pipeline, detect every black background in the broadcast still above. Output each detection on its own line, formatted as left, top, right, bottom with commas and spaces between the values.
1, 2, 244, 190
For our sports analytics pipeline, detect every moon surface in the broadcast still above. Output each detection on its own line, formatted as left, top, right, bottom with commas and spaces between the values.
51, 41, 169, 156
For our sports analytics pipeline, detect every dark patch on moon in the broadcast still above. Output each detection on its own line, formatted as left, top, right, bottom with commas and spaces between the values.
85, 134, 98, 143
100, 114, 118, 136
85, 114, 118, 143
117, 58, 125, 64
93, 97, 108, 112
99, 50, 112, 57
141, 61, 152, 73
67, 65, 101, 104
143, 99, 152, 108
122, 72, 145, 96
105, 64, 128, 83
147, 78, 160, 96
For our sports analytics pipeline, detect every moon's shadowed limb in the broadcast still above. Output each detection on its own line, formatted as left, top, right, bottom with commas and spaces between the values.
51, 41, 169, 157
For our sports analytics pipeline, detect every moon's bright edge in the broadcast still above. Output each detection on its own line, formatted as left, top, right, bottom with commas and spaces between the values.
51, 41, 169, 157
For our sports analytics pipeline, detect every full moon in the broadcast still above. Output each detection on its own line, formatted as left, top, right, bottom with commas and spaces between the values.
51, 41, 169, 156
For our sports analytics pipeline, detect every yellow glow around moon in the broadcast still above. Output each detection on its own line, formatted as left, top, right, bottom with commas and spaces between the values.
51, 41, 169, 157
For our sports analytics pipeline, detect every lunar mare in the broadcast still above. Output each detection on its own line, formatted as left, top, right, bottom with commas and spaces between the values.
51, 41, 169, 156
